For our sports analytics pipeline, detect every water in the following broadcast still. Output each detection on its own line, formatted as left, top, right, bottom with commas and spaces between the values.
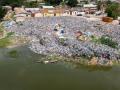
0, 46, 120, 90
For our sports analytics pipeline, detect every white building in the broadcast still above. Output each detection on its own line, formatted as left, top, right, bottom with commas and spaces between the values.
83, 4, 97, 14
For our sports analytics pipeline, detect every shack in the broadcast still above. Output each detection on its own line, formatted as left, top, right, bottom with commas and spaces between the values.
83, 4, 97, 14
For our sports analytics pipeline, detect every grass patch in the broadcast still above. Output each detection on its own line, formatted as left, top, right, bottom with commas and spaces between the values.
0, 23, 15, 47
8, 50, 19, 58
0, 37, 10, 47
91, 35, 118, 48
0, 23, 4, 32
6, 32, 14, 38
0, 32, 14, 47
91, 35, 100, 43
99, 36, 118, 48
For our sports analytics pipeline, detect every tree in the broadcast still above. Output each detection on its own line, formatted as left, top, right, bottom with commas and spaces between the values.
24, 1, 39, 8
0, 0, 25, 7
105, 2, 120, 19
0, 0, 26, 11
44, 0, 62, 6
97, 0, 112, 11
66, 0, 78, 7
97, 1, 103, 10
0, 6, 6, 21
0, 0, 25, 20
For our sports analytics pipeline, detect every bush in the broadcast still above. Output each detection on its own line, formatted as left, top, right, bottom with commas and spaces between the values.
66, 0, 78, 7
24, 1, 39, 8
6, 32, 14, 38
99, 36, 118, 48
91, 35, 118, 48
105, 2, 120, 19
91, 35, 99, 43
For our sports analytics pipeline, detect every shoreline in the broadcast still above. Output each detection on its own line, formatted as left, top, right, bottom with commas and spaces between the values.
2, 37, 120, 66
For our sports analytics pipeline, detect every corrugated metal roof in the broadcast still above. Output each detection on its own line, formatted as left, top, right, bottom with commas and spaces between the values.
42, 6, 54, 9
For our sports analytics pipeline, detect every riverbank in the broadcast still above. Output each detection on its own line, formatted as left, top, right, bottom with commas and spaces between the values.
0, 33, 29, 48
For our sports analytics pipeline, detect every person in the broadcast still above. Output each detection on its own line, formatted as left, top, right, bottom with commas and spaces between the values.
54, 24, 61, 31
55, 24, 65, 38
54, 24, 58, 31
106, 53, 110, 60
60, 28, 64, 34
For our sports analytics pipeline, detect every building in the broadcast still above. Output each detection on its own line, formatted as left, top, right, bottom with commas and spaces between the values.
25, 8, 43, 17
41, 6, 64, 17
41, 6, 54, 16
83, 4, 97, 14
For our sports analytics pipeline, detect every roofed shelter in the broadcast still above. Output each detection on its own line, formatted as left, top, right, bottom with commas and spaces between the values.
42, 6, 64, 17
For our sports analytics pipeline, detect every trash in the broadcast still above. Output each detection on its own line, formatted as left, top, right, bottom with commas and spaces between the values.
75, 31, 83, 38
84, 32, 92, 37
5, 16, 120, 61
3, 20, 15, 28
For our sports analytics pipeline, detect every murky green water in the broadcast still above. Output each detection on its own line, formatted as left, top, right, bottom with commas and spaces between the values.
0, 46, 120, 90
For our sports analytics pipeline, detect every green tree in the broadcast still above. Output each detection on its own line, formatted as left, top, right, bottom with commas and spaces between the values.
0, 6, 6, 21
99, 35, 118, 48
0, 0, 25, 6
66, 0, 78, 7
0, 0, 25, 20
24, 1, 39, 8
97, 0, 112, 11
105, 2, 120, 19
44, 0, 62, 6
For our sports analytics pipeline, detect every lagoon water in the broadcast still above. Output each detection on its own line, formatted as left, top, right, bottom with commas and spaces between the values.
0, 46, 120, 90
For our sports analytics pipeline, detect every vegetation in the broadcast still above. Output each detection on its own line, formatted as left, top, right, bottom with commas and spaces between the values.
0, 23, 4, 33
0, 0, 23, 20
8, 50, 18, 58
0, 38, 10, 47
97, 0, 112, 10
44, 0, 78, 7
0, 0, 25, 6
0, 24, 14, 47
0, 23, 5, 39
24, 1, 39, 8
91, 35, 118, 48
91, 35, 99, 43
6, 32, 14, 38
59, 38, 66, 45
65, 0, 78, 7
0, 6, 6, 21
105, 2, 120, 19
44, 0, 62, 6
99, 35, 118, 48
